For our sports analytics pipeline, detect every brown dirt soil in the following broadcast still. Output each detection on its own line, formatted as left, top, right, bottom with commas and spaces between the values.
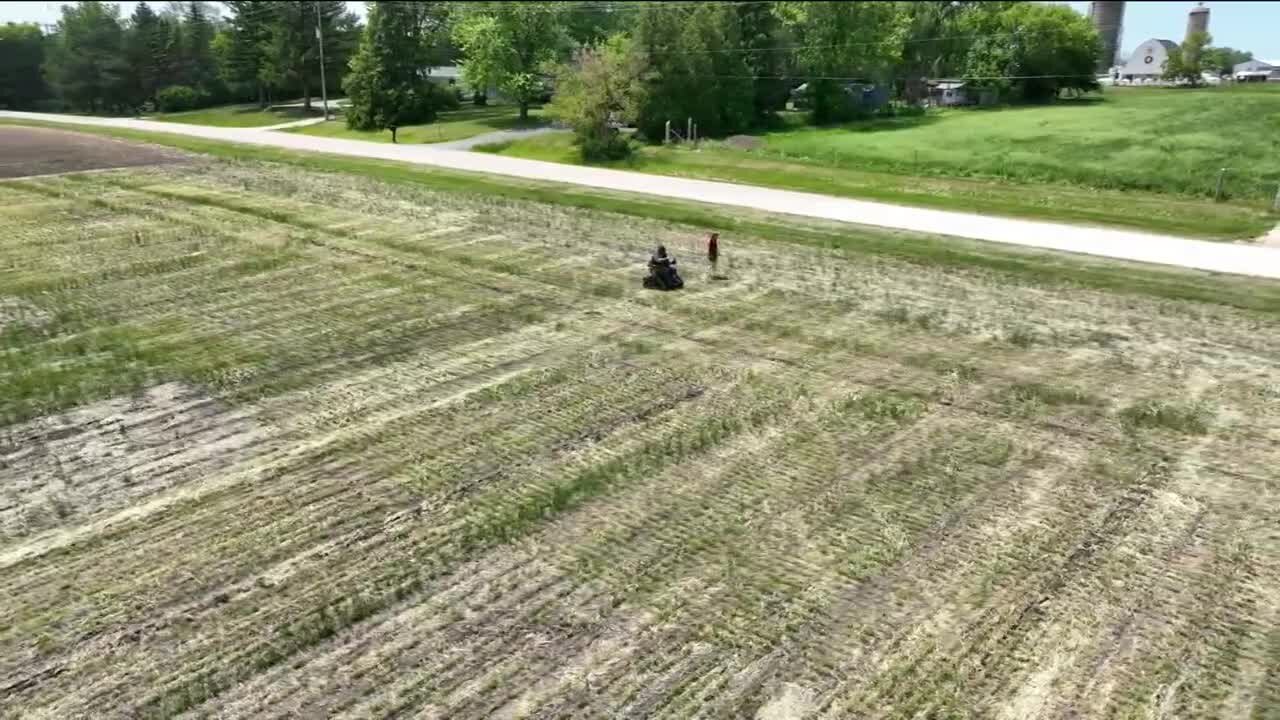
0, 125, 189, 179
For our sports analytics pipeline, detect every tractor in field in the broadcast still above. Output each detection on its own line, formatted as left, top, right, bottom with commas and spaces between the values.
643, 245, 684, 290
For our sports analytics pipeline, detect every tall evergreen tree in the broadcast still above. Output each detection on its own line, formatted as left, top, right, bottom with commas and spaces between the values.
123, 1, 161, 106
0, 23, 48, 109
45, 1, 128, 112
343, 1, 438, 142
224, 0, 272, 105
181, 1, 218, 97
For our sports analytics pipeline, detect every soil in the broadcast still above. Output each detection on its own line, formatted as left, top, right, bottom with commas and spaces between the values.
0, 126, 189, 179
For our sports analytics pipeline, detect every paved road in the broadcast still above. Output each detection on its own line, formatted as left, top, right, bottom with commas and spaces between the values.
3, 110, 1279, 280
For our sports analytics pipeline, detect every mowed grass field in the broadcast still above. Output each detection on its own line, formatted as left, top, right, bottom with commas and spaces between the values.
3, 149, 1280, 717
484, 86, 1280, 239
291, 103, 547, 144
149, 103, 326, 128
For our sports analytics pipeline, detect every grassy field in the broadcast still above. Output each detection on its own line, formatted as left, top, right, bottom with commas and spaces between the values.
149, 103, 326, 127
482, 86, 1280, 239
290, 103, 547, 144
3, 148, 1280, 716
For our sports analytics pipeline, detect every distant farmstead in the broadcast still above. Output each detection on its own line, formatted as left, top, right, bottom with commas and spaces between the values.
1233, 59, 1280, 82
1116, 39, 1179, 82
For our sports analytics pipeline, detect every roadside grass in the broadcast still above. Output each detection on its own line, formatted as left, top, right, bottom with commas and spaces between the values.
5, 119, 1280, 318
481, 128, 1278, 240
753, 86, 1280, 203
149, 103, 324, 127
287, 103, 547, 144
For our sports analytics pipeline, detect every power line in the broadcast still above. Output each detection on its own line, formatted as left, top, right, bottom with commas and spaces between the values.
643, 25, 1125, 56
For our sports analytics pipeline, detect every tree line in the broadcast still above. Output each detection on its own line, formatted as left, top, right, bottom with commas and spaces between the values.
1, 0, 359, 113
0, 1, 1260, 150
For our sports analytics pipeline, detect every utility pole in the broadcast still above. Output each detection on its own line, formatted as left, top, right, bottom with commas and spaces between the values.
315, 2, 330, 121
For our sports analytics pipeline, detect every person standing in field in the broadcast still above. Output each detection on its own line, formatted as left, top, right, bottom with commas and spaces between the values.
707, 232, 720, 275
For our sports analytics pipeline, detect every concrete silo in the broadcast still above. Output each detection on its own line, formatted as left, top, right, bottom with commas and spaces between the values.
1186, 3, 1210, 42
1089, 1, 1126, 73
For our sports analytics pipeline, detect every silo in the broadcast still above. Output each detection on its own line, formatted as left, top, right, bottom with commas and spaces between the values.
1089, 1, 1125, 73
1186, 3, 1210, 42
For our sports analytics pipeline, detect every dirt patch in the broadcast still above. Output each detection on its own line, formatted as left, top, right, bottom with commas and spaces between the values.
0, 383, 271, 542
725, 135, 764, 151
0, 297, 50, 331
0, 126, 190, 179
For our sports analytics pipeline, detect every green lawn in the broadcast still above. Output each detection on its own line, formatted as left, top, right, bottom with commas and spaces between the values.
149, 103, 326, 127
288, 104, 547, 144
479, 86, 1280, 240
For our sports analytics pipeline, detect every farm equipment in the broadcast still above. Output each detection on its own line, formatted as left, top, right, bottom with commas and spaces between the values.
643, 245, 684, 290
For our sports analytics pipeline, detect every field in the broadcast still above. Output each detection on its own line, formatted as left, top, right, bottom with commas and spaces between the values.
150, 103, 326, 128
291, 103, 547, 144
482, 87, 1280, 239
3, 132, 1280, 718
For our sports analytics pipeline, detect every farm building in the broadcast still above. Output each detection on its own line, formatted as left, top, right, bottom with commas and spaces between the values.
1116, 39, 1179, 82
1233, 59, 1280, 82
928, 80, 969, 106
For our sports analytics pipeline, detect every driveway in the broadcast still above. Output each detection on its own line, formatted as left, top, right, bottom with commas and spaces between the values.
433, 125, 568, 151
3, 110, 1279, 280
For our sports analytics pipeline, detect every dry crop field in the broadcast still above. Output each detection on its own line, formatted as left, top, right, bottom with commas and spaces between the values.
2, 151, 1280, 719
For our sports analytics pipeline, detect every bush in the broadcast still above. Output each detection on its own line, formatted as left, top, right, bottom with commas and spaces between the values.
579, 130, 631, 161
156, 85, 206, 113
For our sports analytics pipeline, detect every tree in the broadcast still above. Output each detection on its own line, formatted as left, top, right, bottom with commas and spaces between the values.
343, 1, 439, 142
223, 0, 273, 104
549, 33, 645, 160
122, 2, 162, 106
631, 3, 755, 140
564, 1, 636, 48
45, 1, 128, 112
1200, 44, 1248, 78
451, 2, 569, 120
776, 1, 908, 123
899, 1, 981, 104
0, 23, 48, 109
1164, 31, 1211, 86
180, 1, 219, 97
736, 1, 789, 120
961, 2, 1100, 103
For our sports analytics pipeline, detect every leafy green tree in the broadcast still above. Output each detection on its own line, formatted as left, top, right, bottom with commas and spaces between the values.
1200, 44, 1247, 78
1164, 31, 1211, 86
451, 2, 569, 120
632, 3, 754, 139
898, 1, 981, 103
736, 1, 789, 120
564, 1, 636, 47
962, 2, 1099, 102
776, 1, 908, 123
549, 33, 645, 160
343, 1, 439, 142
0, 23, 48, 109
45, 1, 128, 112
